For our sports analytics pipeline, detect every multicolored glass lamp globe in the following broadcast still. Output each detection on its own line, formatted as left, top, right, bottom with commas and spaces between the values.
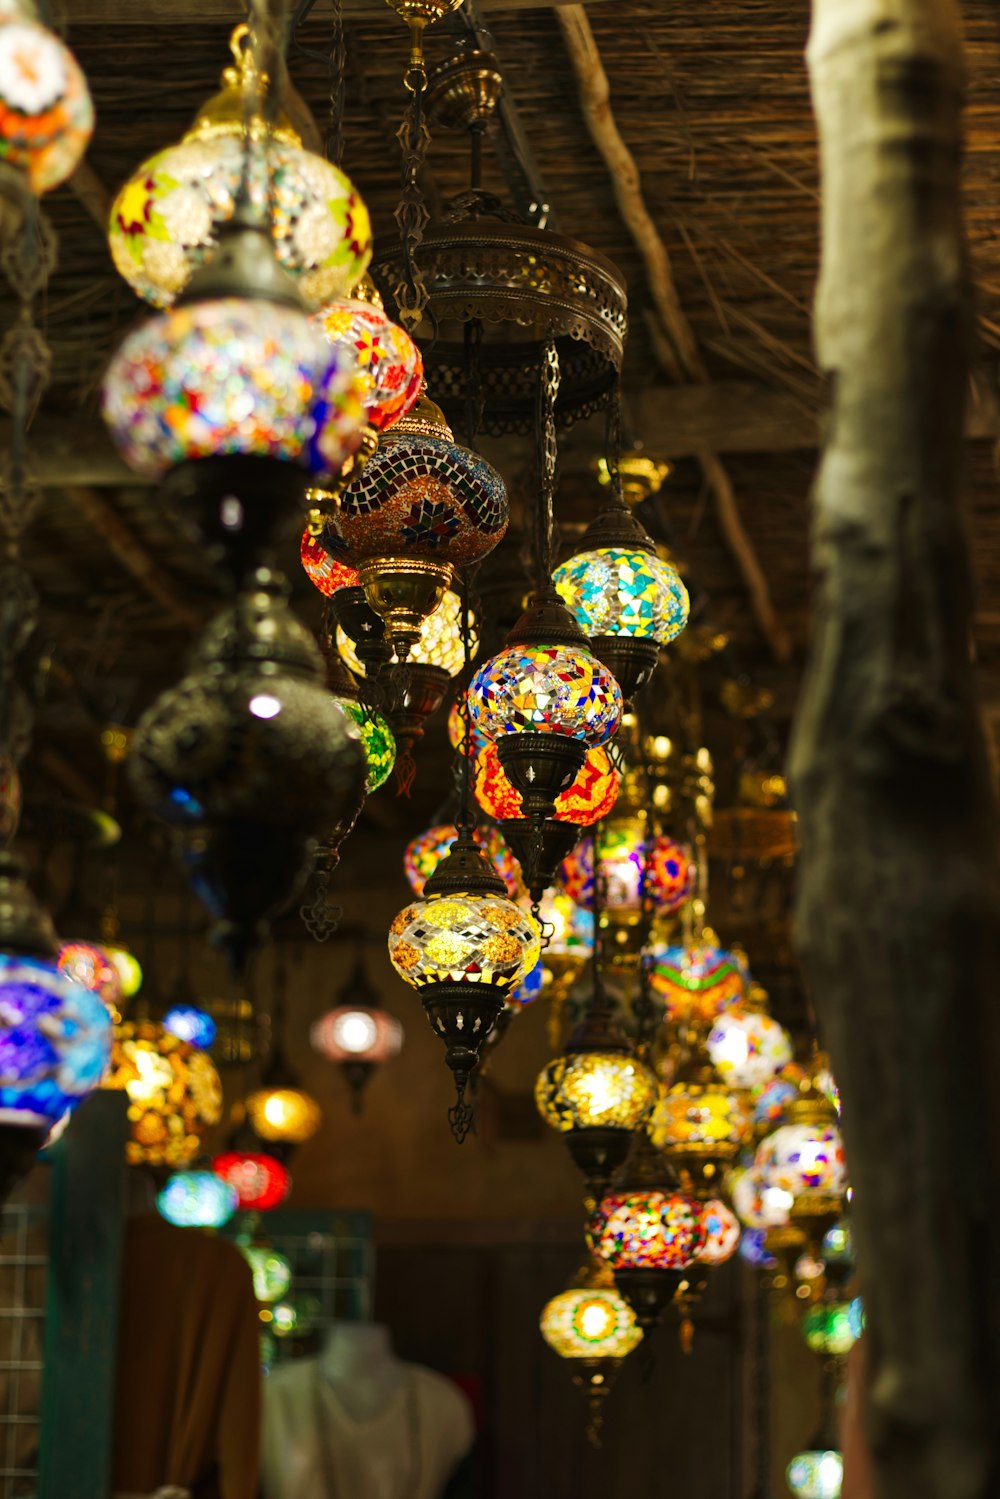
213, 1146, 291, 1212
697, 1199, 741, 1267
300, 527, 359, 600
314, 278, 423, 433
558, 816, 695, 952
58, 940, 124, 1018
246, 1070, 322, 1148
403, 822, 521, 900
755, 1081, 847, 1255
0, 853, 112, 1156
536, 1001, 658, 1198
594, 1135, 706, 1337
0, 0, 94, 202
553, 499, 689, 700
163, 1004, 217, 1051
108, 24, 372, 310
647, 939, 748, 1029
157, 1168, 239, 1229
648, 1055, 749, 1197
473, 741, 620, 904
801, 1300, 859, 1357
324, 644, 397, 796
388, 828, 540, 1137
310, 953, 403, 1112
540, 1257, 642, 1447
706, 983, 793, 1091
104, 1019, 223, 1168
468, 587, 623, 860
330, 394, 508, 659
786, 1448, 843, 1499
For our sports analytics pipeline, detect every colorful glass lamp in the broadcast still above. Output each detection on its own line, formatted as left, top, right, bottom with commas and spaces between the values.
331, 394, 508, 659
786, 1450, 843, 1499
213, 1145, 291, 1212
314, 279, 423, 433
157, 1168, 238, 1229
647, 939, 748, 1028
404, 822, 521, 900
648, 1053, 749, 1198
539, 1257, 642, 1447
0, 0, 93, 200
559, 817, 695, 948
553, 497, 689, 701
310, 952, 403, 1112
706, 983, 793, 1091
108, 24, 371, 310
388, 828, 540, 1137
58, 940, 123, 1017
104, 1019, 223, 1168
755, 1081, 847, 1254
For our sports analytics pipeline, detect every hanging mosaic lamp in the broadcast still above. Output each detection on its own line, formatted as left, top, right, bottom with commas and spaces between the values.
706, 982, 793, 1091
729, 1163, 794, 1232
330, 394, 508, 659
755, 1080, 847, 1256
594, 1134, 706, 1338
213, 1146, 291, 1212
246, 1054, 322, 1146
104, 1019, 223, 1168
300, 526, 359, 599
404, 822, 521, 900
314, 277, 423, 432
750, 1066, 805, 1134
801, 1300, 859, 1358
108, 23, 371, 309
103, 149, 365, 586
163, 1004, 217, 1050
0, 853, 112, 1156
58, 940, 124, 1017
535, 891, 594, 1002
129, 571, 367, 969
468, 588, 623, 837
388, 827, 540, 1138
310, 952, 403, 1112
553, 498, 689, 701
786, 1451, 843, 1499
536, 1001, 658, 1199
558, 818, 695, 937
157, 1168, 239, 1229
696, 1198, 741, 1267
647, 939, 749, 1029
473, 741, 620, 904
540, 1257, 642, 1447
0, 0, 93, 204
648, 1054, 750, 1198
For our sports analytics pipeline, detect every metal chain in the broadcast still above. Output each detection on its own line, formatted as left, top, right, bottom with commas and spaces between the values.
534, 334, 561, 588
325, 0, 347, 166
394, 81, 432, 331
603, 375, 627, 513
299, 842, 343, 941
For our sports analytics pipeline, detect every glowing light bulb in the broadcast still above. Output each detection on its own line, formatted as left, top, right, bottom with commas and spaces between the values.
578, 1299, 615, 1341
332, 1010, 378, 1054
249, 694, 282, 719
126, 1048, 175, 1102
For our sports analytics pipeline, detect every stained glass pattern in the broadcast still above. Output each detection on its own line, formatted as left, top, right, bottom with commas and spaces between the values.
300, 529, 359, 597
596, 1189, 706, 1271
535, 1051, 658, 1132
341, 701, 396, 792
751, 1071, 802, 1129
553, 547, 689, 643
536, 891, 594, 957
707, 1009, 793, 1090
109, 135, 372, 309
473, 742, 620, 826
649, 1081, 748, 1155
540, 1286, 641, 1359
403, 823, 522, 898
339, 589, 477, 679
469, 644, 622, 745
104, 1020, 223, 1167
559, 822, 694, 913
315, 298, 422, 431
697, 1200, 741, 1265
0, 12, 93, 193
389, 894, 540, 991
333, 435, 508, 564
103, 298, 363, 480
729, 1165, 793, 1228
756, 1122, 847, 1200
0, 955, 111, 1126
647, 943, 748, 1025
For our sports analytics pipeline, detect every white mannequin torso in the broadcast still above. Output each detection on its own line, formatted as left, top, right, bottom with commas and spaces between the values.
261, 1325, 474, 1499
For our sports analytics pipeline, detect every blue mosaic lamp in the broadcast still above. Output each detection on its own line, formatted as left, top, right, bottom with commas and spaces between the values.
0, 851, 112, 1136
163, 1004, 218, 1051
157, 1168, 238, 1229
552, 493, 688, 701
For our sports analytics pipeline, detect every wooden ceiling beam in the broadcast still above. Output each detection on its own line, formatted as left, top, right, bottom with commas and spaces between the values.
12, 379, 1000, 486
65, 0, 599, 20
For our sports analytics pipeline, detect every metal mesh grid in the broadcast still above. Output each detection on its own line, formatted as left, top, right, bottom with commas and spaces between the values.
0, 1205, 48, 1499
225, 1209, 373, 1366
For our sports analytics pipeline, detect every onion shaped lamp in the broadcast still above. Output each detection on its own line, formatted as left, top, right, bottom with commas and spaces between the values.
647, 939, 748, 1028
539, 1257, 642, 1446
559, 818, 695, 948
104, 1019, 223, 1168
331, 394, 508, 659
314, 280, 423, 433
468, 588, 623, 838
594, 1136, 706, 1339
0, 0, 93, 214
648, 1054, 749, 1197
535, 1001, 658, 1199
108, 24, 371, 310
388, 827, 540, 1139
310, 952, 403, 1112
553, 500, 689, 701
157, 1168, 238, 1229
706, 983, 793, 1091
755, 1082, 847, 1254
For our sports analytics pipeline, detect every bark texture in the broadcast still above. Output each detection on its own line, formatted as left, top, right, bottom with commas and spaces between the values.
790, 2, 1000, 1498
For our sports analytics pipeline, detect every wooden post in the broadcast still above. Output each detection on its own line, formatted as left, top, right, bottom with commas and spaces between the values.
789, 3, 1000, 1498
